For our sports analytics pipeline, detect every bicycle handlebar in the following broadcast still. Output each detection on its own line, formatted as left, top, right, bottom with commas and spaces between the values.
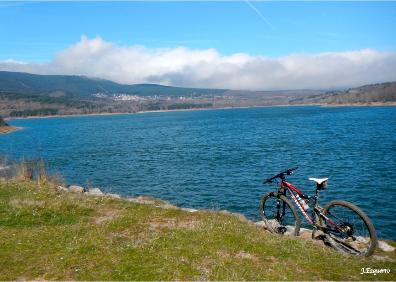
263, 167, 298, 184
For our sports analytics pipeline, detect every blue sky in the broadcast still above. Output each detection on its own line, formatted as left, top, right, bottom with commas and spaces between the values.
0, 1, 395, 90
1, 1, 395, 61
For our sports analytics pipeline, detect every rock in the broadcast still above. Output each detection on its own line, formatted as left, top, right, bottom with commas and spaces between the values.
284, 225, 297, 236
255, 221, 312, 237
254, 221, 266, 228
219, 210, 248, 222
128, 196, 178, 209
378, 241, 395, 252
355, 236, 370, 244
181, 207, 198, 213
68, 185, 85, 193
87, 188, 104, 196
256, 219, 282, 232
106, 193, 121, 199
297, 228, 313, 239
233, 213, 248, 222
56, 185, 69, 192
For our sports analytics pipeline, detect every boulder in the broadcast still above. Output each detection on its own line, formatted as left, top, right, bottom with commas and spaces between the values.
255, 219, 281, 231
57, 185, 69, 192
87, 188, 104, 196
68, 185, 85, 193
128, 196, 178, 209
106, 193, 121, 199
219, 210, 248, 222
254, 221, 266, 228
181, 207, 198, 213
378, 241, 396, 252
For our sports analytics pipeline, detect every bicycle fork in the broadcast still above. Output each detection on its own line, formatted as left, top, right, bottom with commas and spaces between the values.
275, 198, 287, 234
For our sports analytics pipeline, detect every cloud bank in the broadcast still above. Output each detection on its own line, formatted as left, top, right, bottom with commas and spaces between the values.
1, 36, 396, 90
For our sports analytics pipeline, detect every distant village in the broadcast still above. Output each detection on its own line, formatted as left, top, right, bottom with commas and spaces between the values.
92, 92, 233, 102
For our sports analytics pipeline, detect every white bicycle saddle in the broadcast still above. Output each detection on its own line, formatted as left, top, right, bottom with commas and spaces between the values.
308, 177, 328, 185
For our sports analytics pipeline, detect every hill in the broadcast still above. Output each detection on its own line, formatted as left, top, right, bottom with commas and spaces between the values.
291, 82, 396, 105
0, 178, 395, 280
0, 71, 229, 117
1, 71, 395, 118
0, 71, 226, 98
0, 71, 326, 118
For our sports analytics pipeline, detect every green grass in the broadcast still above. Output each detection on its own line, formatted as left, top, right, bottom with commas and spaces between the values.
0, 181, 395, 281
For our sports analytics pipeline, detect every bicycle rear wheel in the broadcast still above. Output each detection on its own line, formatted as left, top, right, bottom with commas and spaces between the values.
321, 200, 377, 256
259, 192, 300, 236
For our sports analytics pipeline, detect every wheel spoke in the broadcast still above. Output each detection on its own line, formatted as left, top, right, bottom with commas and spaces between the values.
260, 193, 300, 236
321, 201, 377, 256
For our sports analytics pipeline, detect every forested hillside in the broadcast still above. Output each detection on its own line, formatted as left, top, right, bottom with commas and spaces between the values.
0, 71, 225, 98
1, 71, 395, 118
292, 82, 396, 105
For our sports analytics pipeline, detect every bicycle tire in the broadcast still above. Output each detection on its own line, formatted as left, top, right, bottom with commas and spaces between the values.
259, 192, 301, 236
321, 200, 378, 256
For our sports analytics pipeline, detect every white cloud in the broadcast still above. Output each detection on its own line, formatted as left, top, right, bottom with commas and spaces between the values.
1, 36, 395, 90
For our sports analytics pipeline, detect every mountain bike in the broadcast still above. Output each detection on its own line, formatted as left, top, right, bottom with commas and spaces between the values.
259, 167, 378, 256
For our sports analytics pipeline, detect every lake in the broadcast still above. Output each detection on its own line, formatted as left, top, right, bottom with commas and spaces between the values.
1, 106, 396, 240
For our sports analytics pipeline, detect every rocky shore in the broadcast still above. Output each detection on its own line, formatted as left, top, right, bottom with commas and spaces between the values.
57, 183, 395, 255
57, 184, 199, 212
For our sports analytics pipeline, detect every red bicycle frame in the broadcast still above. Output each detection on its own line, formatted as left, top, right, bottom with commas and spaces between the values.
280, 180, 338, 228
281, 181, 313, 224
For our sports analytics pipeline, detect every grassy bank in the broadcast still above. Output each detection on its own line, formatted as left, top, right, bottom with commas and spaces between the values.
0, 180, 395, 281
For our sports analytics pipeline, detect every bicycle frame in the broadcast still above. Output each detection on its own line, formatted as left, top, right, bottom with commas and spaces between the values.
280, 181, 314, 224
278, 180, 337, 229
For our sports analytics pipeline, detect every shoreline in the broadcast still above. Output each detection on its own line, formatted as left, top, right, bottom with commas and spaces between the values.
4, 102, 396, 122
18, 179, 396, 243
320, 101, 396, 107
4, 105, 279, 121
24, 181, 396, 243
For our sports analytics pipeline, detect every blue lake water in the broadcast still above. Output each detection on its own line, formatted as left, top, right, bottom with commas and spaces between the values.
1, 106, 396, 239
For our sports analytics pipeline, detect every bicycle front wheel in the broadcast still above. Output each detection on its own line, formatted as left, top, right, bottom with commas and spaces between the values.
321, 200, 378, 256
259, 192, 300, 236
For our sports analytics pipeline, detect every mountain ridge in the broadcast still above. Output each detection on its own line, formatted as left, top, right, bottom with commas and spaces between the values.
0, 71, 226, 98
0, 71, 395, 118
291, 81, 396, 105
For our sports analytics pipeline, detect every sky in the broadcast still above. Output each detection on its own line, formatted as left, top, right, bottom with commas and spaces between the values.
0, 1, 396, 90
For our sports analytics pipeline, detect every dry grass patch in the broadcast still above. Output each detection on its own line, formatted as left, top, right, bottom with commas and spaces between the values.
148, 216, 201, 230
93, 209, 120, 225
9, 199, 45, 209
235, 251, 260, 262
